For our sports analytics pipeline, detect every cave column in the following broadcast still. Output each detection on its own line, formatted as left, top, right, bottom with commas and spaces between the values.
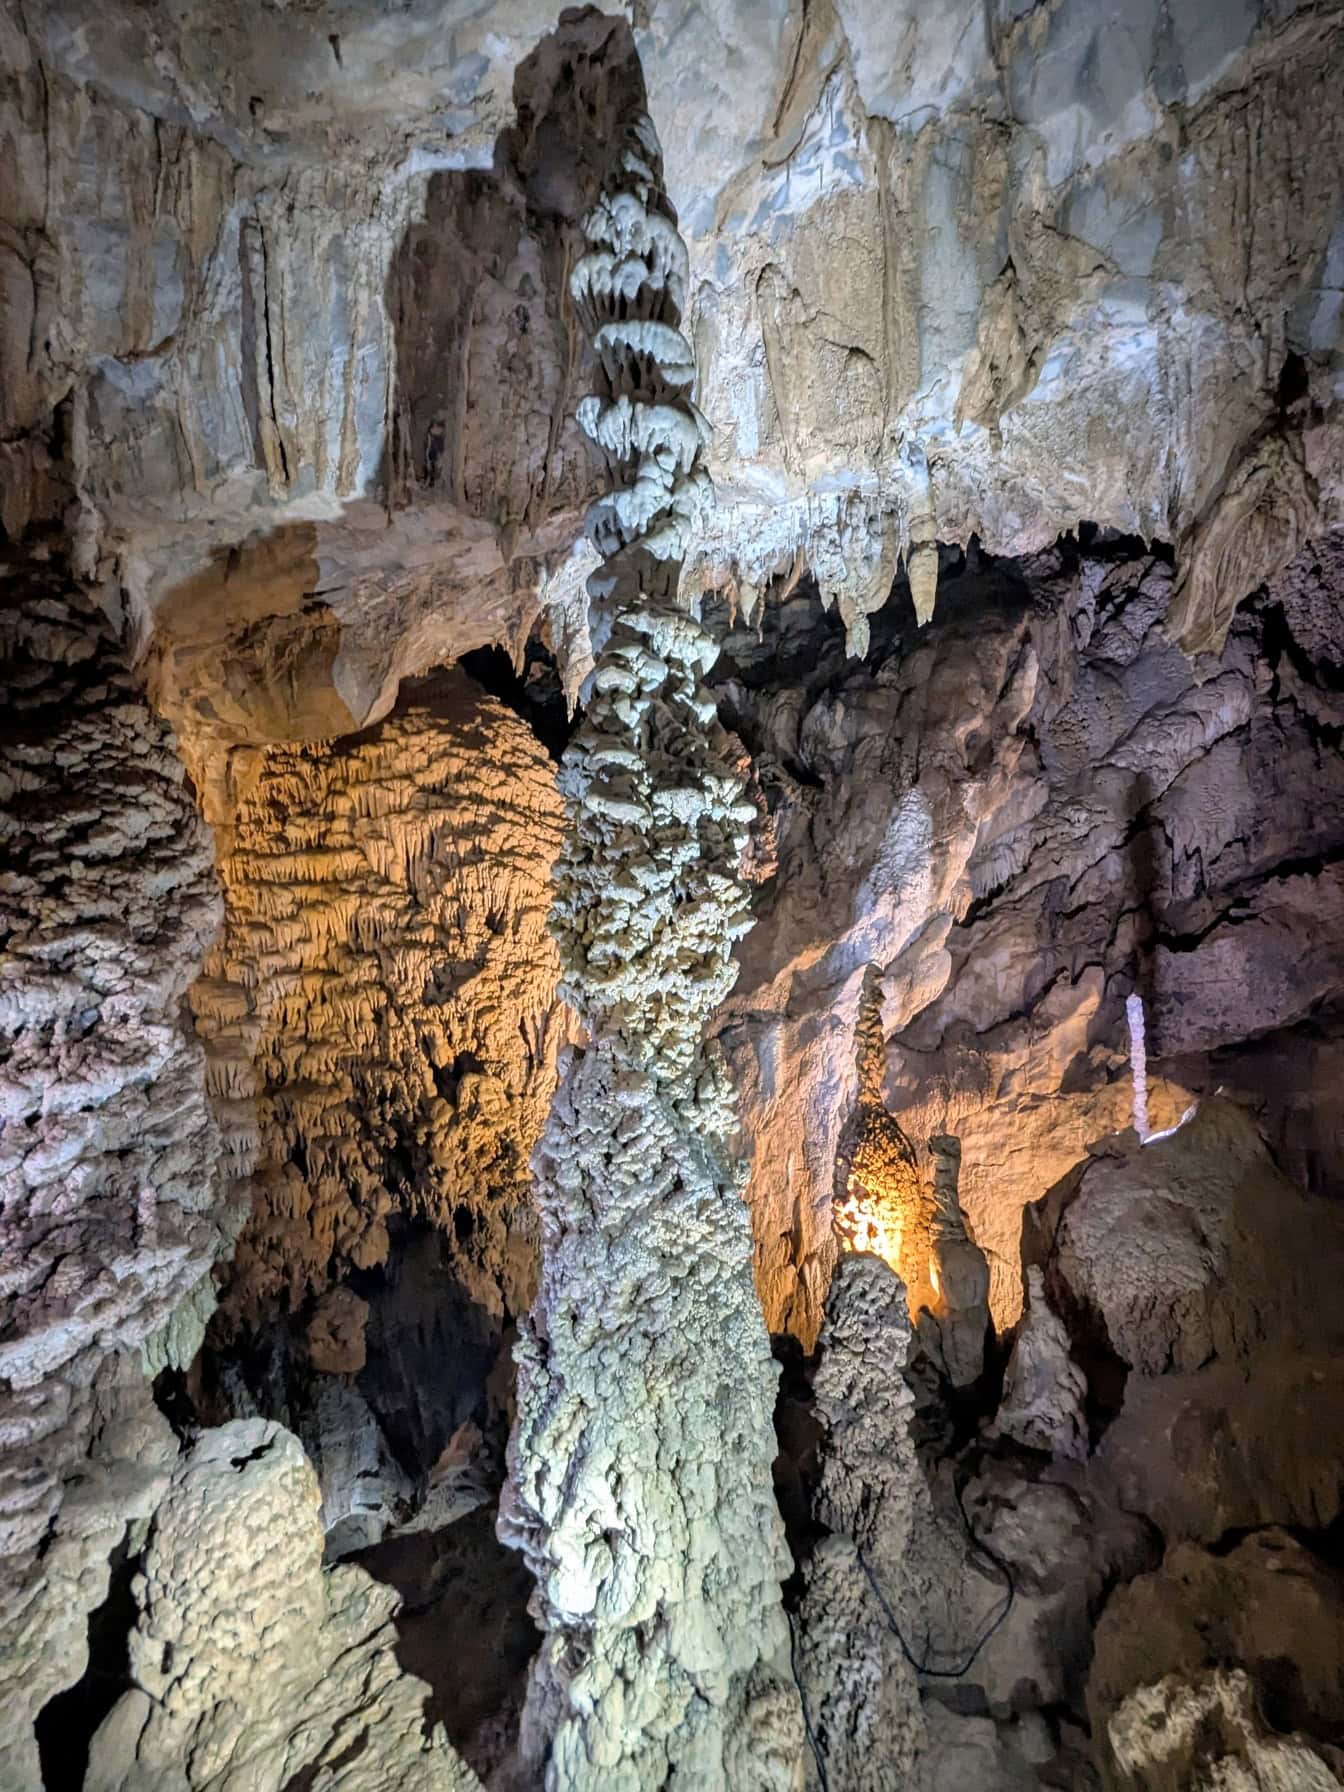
498, 108, 804, 1789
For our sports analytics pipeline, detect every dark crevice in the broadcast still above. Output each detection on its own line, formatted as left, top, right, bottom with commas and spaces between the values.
459, 641, 575, 761
35, 1534, 139, 1791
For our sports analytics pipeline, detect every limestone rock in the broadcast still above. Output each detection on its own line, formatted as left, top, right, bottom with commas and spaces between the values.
1054, 1100, 1338, 1377
718, 540, 1344, 1338
0, 580, 237, 1786
795, 1536, 923, 1792
795, 1253, 926, 1791
84, 1418, 483, 1791
190, 666, 564, 1473
1089, 1528, 1344, 1761
1099, 1668, 1343, 1792
7, 1, 1344, 715
499, 101, 803, 1788
918, 1134, 991, 1390
306, 1287, 370, 1376
996, 1268, 1088, 1461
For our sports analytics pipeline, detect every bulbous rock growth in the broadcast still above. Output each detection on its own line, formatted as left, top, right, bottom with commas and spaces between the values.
499, 112, 804, 1788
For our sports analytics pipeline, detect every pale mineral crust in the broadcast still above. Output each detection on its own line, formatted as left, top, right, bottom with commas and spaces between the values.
0, 580, 235, 1786
83, 1418, 484, 1792
498, 102, 803, 1790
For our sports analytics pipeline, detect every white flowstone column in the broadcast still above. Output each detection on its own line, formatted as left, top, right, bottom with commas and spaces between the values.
499, 110, 804, 1790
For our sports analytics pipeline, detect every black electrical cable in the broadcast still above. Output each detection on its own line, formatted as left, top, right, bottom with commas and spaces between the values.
786, 1601, 832, 1792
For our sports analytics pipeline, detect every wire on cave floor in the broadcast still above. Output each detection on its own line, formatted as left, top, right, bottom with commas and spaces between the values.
787, 1472, 1017, 1785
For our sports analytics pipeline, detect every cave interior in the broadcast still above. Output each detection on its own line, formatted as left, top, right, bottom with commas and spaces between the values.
3, 2, 1344, 1789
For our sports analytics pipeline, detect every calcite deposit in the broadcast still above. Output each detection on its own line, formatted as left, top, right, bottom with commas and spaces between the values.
4, 1, 1344, 1788
499, 100, 803, 1789
718, 538, 1344, 1337
186, 667, 563, 1520
0, 582, 234, 1788
83, 1419, 483, 1792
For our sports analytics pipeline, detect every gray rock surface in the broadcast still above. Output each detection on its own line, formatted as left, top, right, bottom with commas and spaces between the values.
715, 541, 1344, 1339
1054, 1100, 1342, 1376
5, 0, 1343, 723
498, 101, 803, 1789
795, 1254, 926, 1791
995, 1268, 1088, 1462
0, 580, 238, 1787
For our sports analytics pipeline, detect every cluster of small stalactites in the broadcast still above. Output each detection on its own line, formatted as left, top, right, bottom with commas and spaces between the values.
551, 115, 756, 1081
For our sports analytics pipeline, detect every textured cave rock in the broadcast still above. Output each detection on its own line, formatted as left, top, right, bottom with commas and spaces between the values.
1051, 1100, 1339, 1378
793, 1253, 926, 1791
716, 535, 1344, 1339
1098, 1669, 1343, 1792
5, 0, 1343, 718
499, 97, 803, 1789
83, 1418, 483, 1792
793, 1248, 1150, 1790
185, 665, 563, 1533
4, 2, 1344, 1785
994, 1267, 1088, 1462
0, 579, 239, 1786
1088, 1527, 1344, 1788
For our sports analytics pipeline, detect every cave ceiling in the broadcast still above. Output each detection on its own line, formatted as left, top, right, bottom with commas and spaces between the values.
6, 0, 1343, 746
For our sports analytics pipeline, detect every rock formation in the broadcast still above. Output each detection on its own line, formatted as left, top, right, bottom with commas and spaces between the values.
995, 1268, 1088, 1462
7, 1, 1343, 678
184, 668, 563, 1533
83, 1419, 483, 1791
917, 1134, 991, 1390
716, 538, 1344, 1338
794, 1253, 926, 1791
4, 4, 1344, 1788
498, 104, 803, 1787
0, 579, 236, 1787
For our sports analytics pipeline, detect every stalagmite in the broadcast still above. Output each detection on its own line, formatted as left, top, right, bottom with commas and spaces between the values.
498, 109, 804, 1788
920, 1135, 991, 1390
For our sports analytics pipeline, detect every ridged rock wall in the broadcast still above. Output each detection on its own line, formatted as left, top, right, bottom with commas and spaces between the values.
715, 533, 1344, 1340
0, 580, 230, 1785
189, 668, 564, 1493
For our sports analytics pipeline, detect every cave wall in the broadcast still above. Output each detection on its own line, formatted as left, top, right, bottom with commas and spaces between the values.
186, 667, 563, 1515
717, 533, 1344, 1339
4, 1, 1342, 715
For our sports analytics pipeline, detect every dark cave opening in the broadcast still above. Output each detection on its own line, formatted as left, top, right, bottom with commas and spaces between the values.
34, 1536, 138, 1792
459, 639, 576, 761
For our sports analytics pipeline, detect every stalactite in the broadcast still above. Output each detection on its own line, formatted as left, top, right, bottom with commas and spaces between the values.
498, 109, 804, 1790
1126, 993, 1150, 1142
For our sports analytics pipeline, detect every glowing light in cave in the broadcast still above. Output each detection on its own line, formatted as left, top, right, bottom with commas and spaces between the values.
833, 1172, 906, 1272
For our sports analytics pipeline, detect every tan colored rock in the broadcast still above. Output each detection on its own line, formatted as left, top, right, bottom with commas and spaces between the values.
1169, 432, 1319, 656
1090, 1529, 1344, 1761
190, 668, 564, 1337
84, 1418, 483, 1792
1054, 1100, 1340, 1378
720, 540, 1344, 1338
305, 1286, 370, 1376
